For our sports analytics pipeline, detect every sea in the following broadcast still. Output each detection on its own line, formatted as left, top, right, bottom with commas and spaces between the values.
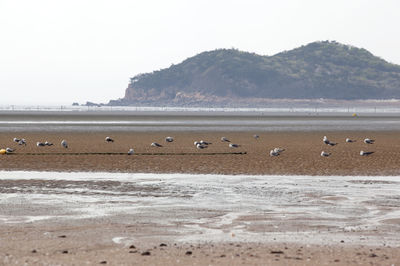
1, 105, 400, 132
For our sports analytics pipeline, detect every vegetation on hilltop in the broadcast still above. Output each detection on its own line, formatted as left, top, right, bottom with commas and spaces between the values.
109, 41, 400, 106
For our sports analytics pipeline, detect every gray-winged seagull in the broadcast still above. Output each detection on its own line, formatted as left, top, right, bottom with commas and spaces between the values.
270, 150, 279, 156
364, 138, 374, 144
61, 140, 68, 148
151, 142, 162, 147
321, 151, 331, 157
165, 137, 174, 142
360, 150, 374, 156
105, 136, 114, 143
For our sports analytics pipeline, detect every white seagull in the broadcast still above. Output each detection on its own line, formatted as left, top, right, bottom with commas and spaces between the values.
37, 142, 45, 147
253, 134, 259, 139
196, 143, 207, 149
229, 143, 240, 148
360, 150, 374, 156
221, 137, 230, 142
364, 138, 374, 144
200, 140, 211, 145
151, 142, 162, 147
18, 139, 26, 146
345, 138, 355, 143
273, 147, 285, 153
270, 150, 279, 156
321, 151, 331, 157
128, 148, 134, 155
6, 147, 15, 153
45, 141, 53, 146
105, 136, 114, 143
61, 140, 68, 148
13, 138, 20, 143
323, 136, 337, 146
165, 136, 174, 142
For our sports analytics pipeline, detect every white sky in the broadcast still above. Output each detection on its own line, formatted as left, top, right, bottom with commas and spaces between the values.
1, 0, 399, 105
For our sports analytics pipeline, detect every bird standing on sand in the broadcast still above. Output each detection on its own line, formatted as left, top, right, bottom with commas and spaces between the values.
14, 137, 26, 145
321, 151, 331, 157
165, 136, 174, 142
345, 138, 355, 143
221, 137, 230, 142
274, 147, 285, 153
105, 136, 114, 143
6, 148, 15, 153
364, 138, 374, 144
128, 148, 134, 155
61, 140, 68, 148
37, 142, 45, 147
323, 136, 337, 146
229, 143, 240, 148
45, 141, 53, 146
200, 140, 211, 145
360, 150, 374, 156
151, 142, 162, 147
270, 150, 279, 156
196, 143, 207, 149
253, 134, 259, 140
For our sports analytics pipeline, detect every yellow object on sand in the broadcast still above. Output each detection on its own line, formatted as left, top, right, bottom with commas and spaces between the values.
0, 149, 6, 154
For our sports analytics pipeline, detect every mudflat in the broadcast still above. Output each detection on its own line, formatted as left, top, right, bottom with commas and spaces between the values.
1, 130, 400, 265
1, 131, 399, 175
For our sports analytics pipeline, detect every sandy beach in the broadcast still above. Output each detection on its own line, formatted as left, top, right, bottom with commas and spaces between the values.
1, 130, 400, 265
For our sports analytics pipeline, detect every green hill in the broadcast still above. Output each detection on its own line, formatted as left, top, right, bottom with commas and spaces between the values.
109, 41, 400, 106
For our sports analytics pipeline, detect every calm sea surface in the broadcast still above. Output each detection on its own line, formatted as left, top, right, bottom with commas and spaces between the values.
0, 109, 400, 132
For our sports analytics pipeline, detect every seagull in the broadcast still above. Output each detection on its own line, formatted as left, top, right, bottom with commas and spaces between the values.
199, 140, 211, 145
44, 141, 53, 146
360, 150, 374, 156
151, 142, 162, 147
323, 136, 337, 146
364, 138, 374, 144
105, 136, 114, 143
270, 150, 279, 156
61, 140, 68, 148
37, 142, 45, 147
273, 147, 285, 153
18, 139, 26, 146
165, 136, 174, 142
321, 151, 331, 157
128, 148, 134, 155
13, 138, 20, 143
196, 143, 207, 149
5, 147, 14, 153
221, 137, 230, 142
345, 138, 355, 143
194, 141, 200, 146
229, 143, 240, 148
253, 134, 259, 139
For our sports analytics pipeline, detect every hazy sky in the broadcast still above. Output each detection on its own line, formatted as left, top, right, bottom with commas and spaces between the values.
1, 0, 399, 105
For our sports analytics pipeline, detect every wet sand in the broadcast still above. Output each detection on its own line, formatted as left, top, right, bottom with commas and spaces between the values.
1, 131, 400, 175
1, 131, 400, 265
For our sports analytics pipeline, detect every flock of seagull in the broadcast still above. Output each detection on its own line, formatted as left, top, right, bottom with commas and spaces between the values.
320, 136, 375, 157
1, 135, 375, 157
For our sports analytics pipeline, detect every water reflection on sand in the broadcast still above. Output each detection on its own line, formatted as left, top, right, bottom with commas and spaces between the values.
0, 171, 400, 246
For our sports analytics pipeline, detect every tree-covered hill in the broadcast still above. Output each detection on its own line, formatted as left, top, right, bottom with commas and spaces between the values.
109, 41, 400, 106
